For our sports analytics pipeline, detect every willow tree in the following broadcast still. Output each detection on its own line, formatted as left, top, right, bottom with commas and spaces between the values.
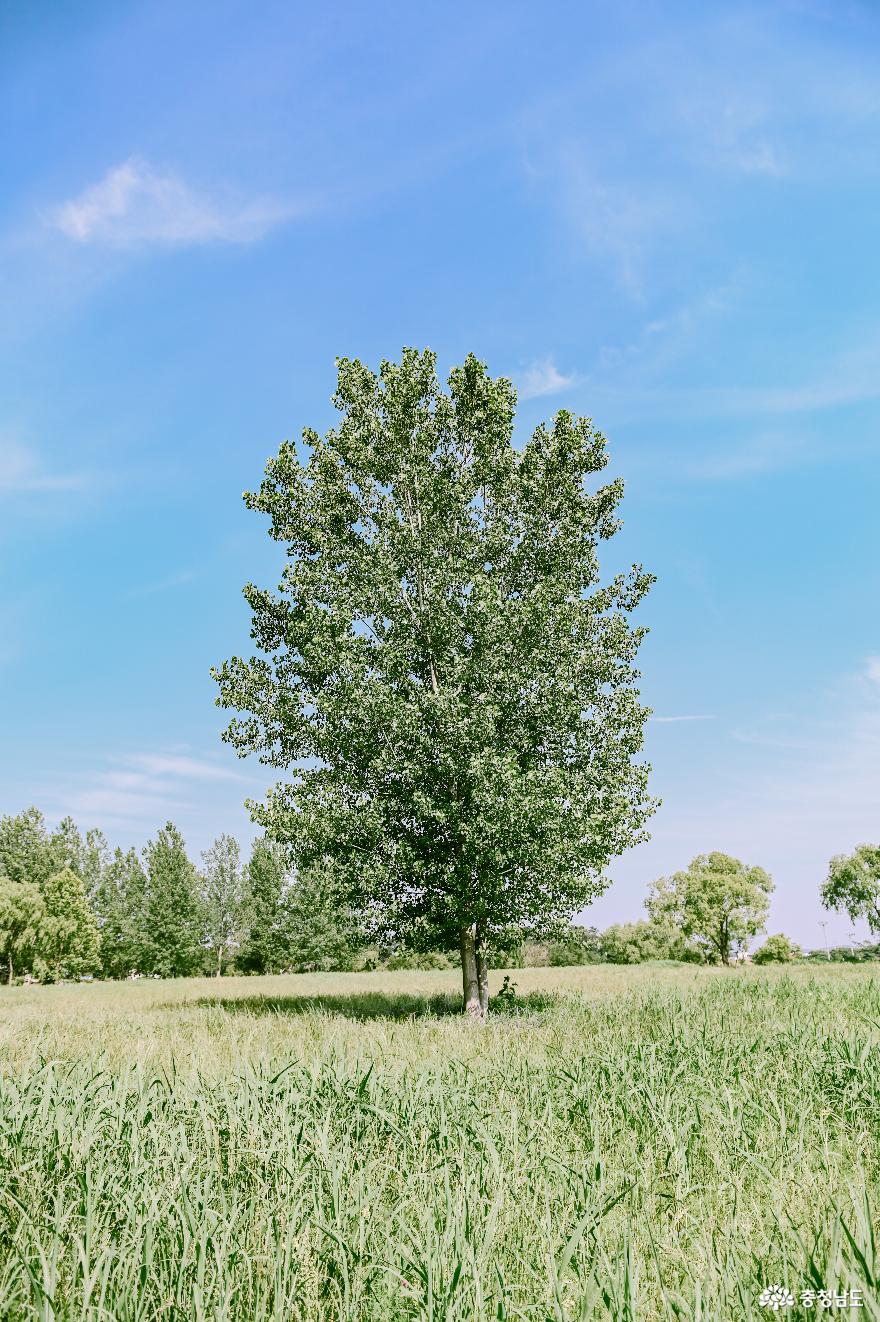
213, 349, 655, 1017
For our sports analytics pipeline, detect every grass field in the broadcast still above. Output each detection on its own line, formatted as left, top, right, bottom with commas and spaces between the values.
1, 964, 879, 1320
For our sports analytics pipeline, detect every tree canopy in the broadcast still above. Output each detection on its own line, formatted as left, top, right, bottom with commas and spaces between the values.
647, 852, 772, 965
753, 933, 800, 964
201, 834, 248, 976
93, 847, 148, 979
821, 845, 880, 933
238, 837, 291, 974
0, 877, 45, 982
214, 348, 656, 1014
39, 868, 101, 981
142, 824, 204, 977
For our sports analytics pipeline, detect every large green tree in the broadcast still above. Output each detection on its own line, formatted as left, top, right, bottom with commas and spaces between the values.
647, 852, 773, 966
39, 868, 101, 981
214, 349, 655, 1016
142, 824, 204, 977
0, 876, 45, 982
201, 834, 248, 976
821, 845, 880, 933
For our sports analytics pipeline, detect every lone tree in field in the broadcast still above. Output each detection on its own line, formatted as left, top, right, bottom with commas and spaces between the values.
213, 349, 656, 1016
821, 845, 880, 934
647, 852, 773, 966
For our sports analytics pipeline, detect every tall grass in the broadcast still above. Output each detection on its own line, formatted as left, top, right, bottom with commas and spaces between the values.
0, 965, 878, 1319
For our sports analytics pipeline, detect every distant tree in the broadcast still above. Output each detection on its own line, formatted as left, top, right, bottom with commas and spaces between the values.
753, 933, 801, 964
238, 837, 290, 974
821, 845, 880, 933
142, 824, 203, 977
93, 847, 148, 979
280, 865, 359, 973
599, 919, 688, 965
39, 868, 101, 980
80, 828, 111, 907
805, 942, 880, 963
49, 816, 85, 874
0, 877, 45, 982
201, 834, 248, 976
213, 348, 655, 1017
548, 925, 603, 966
0, 807, 56, 888
386, 948, 452, 970
486, 927, 528, 968
647, 852, 773, 966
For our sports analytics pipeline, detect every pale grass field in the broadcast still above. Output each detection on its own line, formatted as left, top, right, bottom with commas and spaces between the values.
1, 964, 878, 1319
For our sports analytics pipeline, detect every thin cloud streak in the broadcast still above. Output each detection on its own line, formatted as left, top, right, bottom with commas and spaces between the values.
60, 749, 247, 828
518, 358, 576, 400
51, 158, 303, 248
125, 569, 199, 599
50, 745, 252, 835
121, 753, 243, 782
650, 715, 716, 723
0, 439, 93, 494
595, 655, 880, 948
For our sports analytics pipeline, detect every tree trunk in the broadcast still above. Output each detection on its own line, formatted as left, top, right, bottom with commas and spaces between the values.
460, 925, 484, 1020
475, 921, 489, 1017
216, 946, 223, 978
7, 952, 12, 985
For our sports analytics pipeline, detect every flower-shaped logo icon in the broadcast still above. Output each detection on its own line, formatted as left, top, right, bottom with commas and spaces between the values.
758, 1285, 795, 1310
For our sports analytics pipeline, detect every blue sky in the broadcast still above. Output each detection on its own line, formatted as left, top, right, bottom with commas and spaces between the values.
2, 0, 879, 948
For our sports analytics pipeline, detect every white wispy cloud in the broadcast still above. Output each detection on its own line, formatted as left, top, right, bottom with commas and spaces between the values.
519, 15, 880, 298
594, 654, 880, 948
717, 659, 880, 867
518, 357, 576, 400
649, 714, 716, 723
550, 151, 676, 295
583, 313, 880, 482
125, 569, 198, 599
664, 67, 788, 179
61, 750, 246, 830
0, 438, 92, 494
125, 753, 242, 782
51, 158, 299, 247
687, 432, 813, 481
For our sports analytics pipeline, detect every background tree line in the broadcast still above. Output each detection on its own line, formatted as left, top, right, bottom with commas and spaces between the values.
4, 808, 861, 981
0, 807, 358, 983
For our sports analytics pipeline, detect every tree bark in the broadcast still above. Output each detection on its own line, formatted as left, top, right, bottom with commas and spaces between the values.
460, 925, 484, 1020
216, 946, 223, 978
7, 952, 12, 985
475, 922, 489, 1017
